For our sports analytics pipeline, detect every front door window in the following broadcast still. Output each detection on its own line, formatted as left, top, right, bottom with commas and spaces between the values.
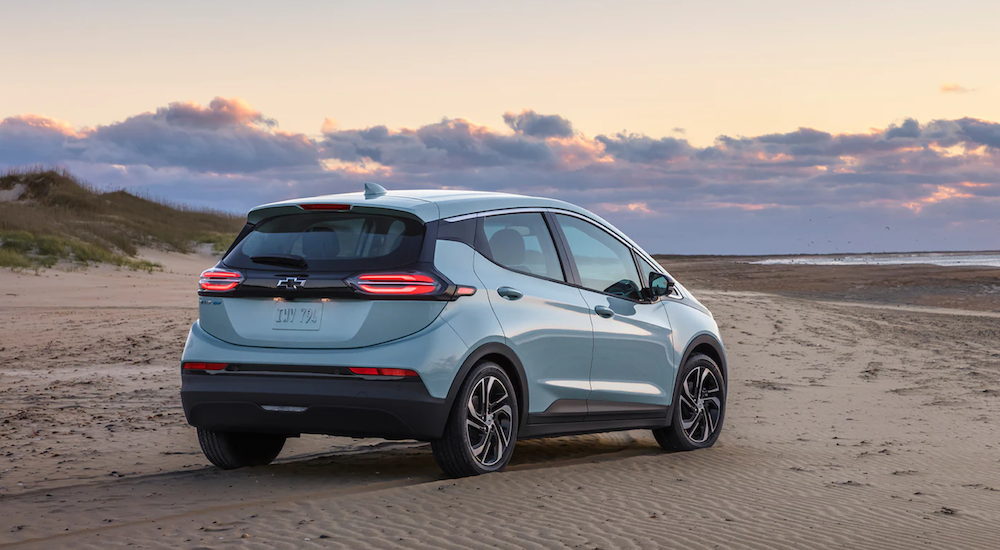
554, 214, 641, 300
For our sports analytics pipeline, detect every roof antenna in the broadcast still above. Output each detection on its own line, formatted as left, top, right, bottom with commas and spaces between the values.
364, 182, 387, 198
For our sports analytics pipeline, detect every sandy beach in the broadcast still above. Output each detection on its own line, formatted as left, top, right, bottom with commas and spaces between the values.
2, 253, 999, 549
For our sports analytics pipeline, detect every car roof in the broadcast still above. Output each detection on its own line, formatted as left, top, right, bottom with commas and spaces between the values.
247, 185, 643, 252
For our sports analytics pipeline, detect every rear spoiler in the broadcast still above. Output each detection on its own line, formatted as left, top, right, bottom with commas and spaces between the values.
246, 203, 429, 225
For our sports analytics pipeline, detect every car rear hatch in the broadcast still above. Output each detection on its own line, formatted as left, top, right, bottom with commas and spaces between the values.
197, 202, 453, 349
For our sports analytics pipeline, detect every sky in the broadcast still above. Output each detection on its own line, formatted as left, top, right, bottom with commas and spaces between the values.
1, 0, 999, 254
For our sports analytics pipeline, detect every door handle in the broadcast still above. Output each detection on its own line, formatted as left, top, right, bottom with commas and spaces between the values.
594, 305, 615, 318
497, 286, 523, 300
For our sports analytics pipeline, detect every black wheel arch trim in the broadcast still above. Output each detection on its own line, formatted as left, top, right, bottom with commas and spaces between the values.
443, 342, 530, 431
678, 334, 728, 387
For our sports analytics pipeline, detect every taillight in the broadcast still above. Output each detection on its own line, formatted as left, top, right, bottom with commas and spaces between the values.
199, 268, 243, 292
183, 362, 228, 371
349, 273, 440, 296
349, 367, 419, 377
299, 203, 351, 211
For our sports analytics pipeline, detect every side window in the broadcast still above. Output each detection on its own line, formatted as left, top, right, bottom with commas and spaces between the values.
480, 213, 565, 281
555, 214, 641, 300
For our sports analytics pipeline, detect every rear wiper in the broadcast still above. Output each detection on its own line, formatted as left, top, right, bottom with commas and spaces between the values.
250, 254, 308, 268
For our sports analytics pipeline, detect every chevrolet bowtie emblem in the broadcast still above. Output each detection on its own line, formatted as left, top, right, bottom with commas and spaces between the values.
276, 277, 307, 289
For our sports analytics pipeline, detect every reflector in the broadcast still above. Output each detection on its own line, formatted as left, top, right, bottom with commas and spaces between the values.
183, 362, 227, 370
349, 367, 380, 375
349, 367, 419, 377
378, 368, 419, 377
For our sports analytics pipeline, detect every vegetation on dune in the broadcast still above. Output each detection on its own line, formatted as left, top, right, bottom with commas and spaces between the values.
0, 167, 244, 272
196, 232, 239, 255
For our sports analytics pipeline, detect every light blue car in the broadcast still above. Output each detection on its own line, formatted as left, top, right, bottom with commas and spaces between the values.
181, 183, 727, 476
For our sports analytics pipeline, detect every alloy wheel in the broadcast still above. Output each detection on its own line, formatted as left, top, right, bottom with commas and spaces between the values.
678, 366, 722, 444
465, 375, 514, 467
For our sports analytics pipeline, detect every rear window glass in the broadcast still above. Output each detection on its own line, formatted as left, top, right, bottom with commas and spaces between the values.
224, 212, 424, 271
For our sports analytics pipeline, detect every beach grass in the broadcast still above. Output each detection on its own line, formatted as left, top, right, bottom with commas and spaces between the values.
0, 167, 243, 271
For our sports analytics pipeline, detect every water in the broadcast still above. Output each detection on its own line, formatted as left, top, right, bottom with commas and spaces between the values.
751, 253, 1000, 268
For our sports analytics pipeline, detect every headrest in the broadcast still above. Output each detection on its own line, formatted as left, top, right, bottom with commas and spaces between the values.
302, 226, 340, 259
489, 228, 526, 266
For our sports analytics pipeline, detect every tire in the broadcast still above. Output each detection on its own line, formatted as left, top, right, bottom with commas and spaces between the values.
197, 428, 286, 470
653, 353, 726, 452
431, 361, 519, 477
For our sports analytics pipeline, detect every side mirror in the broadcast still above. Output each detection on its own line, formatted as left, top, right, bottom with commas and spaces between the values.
649, 273, 675, 297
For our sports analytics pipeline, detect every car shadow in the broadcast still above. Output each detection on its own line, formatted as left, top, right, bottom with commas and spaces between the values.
261, 429, 664, 481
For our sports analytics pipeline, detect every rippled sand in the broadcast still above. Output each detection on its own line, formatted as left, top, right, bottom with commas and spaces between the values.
2, 252, 999, 548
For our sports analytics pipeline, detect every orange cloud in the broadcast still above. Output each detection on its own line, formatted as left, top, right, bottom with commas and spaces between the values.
902, 185, 974, 212
704, 202, 782, 211
321, 158, 393, 177
549, 136, 608, 169
320, 117, 339, 134
598, 202, 653, 214
2, 114, 81, 137
941, 83, 974, 93
156, 97, 275, 130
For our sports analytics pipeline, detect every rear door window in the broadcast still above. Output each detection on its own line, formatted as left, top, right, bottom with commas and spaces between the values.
479, 213, 565, 281
224, 212, 424, 271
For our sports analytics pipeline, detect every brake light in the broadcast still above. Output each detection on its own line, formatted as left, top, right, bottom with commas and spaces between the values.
350, 273, 440, 295
183, 362, 228, 371
349, 367, 419, 377
199, 268, 243, 292
299, 203, 351, 211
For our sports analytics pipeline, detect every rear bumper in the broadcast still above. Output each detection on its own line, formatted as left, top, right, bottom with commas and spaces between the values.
181, 371, 449, 440
180, 319, 471, 401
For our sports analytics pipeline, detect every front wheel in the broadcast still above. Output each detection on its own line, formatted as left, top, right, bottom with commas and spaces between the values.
197, 428, 286, 469
653, 353, 726, 451
431, 361, 519, 477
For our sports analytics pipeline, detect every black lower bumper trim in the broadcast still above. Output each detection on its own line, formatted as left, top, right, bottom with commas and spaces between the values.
181, 371, 449, 441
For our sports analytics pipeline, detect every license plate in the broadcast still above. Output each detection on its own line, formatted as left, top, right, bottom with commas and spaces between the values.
272, 303, 323, 331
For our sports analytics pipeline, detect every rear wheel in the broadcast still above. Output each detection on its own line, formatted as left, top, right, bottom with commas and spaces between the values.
653, 353, 726, 451
197, 428, 286, 469
432, 361, 518, 477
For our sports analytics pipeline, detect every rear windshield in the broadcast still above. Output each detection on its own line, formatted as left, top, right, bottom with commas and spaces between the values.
224, 212, 425, 271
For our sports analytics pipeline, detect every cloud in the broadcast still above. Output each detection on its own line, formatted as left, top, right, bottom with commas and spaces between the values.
80, 97, 318, 173
3, 99, 1000, 254
595, 132, 693, 163
0, 98, 320, 173
0, 115, 81, 164
953, 117, 1000, 149
941, 83, 974, 93
757, 127, 832, 146
155, 97, 276, 129
321, 117, 557, 169
884, 118, 921, 139
502, 110, 575, 138
320, 117, 339, 134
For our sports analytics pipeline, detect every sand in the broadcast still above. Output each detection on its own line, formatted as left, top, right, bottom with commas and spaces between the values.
659, 255, 1000, 312
1, 253, 999, 548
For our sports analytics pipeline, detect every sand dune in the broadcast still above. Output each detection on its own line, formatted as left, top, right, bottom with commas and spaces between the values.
2, 253, 999, 548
